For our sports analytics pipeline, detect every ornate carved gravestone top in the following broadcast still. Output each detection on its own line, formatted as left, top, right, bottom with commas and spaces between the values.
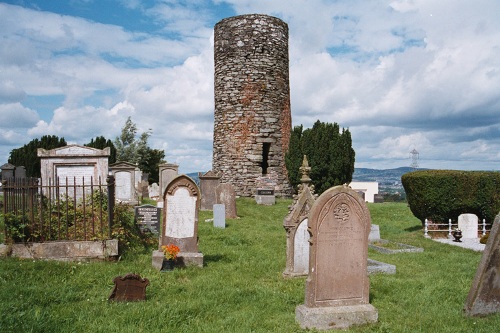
296, 184, 378, 330
108, 273, 149, 302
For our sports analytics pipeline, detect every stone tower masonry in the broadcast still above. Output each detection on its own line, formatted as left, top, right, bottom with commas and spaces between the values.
213, 14, 292, 197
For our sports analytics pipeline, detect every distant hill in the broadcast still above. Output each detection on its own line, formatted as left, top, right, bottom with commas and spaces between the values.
352, 167, 427, 190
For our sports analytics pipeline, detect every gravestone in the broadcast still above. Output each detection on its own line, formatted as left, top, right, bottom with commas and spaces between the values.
108, 273, 149, 302
283, 155, 315, 277
109, 161, 141, 204
464, 212, 500, 316
148, 183, 160, 201
296, 184, 378, 330
135, 204, 161, 234
159, 162, 179, 201
0, 163, 15, 180
369, 224, 381, 242
255, 188, 276, 205
458, 213, 479, 239
216, 183, 237, 219
152, 175, 203, 269
213, 204, 226, 229
199, 170, 220, 210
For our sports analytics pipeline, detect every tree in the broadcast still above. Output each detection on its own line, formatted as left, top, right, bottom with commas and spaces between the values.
8, 135, 67, 177
285, 120, 355, 195
85, 136, 117, 164
114, 117, 165, 184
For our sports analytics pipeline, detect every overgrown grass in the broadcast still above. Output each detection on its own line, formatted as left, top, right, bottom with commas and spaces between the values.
1, 200, 499, 332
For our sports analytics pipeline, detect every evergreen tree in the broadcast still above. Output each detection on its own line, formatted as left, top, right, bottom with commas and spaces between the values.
8, 135, 67, 177
85, 136, 117, 164
285, 120, 355, 195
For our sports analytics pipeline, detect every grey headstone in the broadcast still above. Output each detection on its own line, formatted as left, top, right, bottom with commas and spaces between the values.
213, 204, 226, 228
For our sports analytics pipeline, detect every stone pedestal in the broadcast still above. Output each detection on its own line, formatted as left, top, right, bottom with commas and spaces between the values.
296, 304, 378, 330
152, 250, 204, 269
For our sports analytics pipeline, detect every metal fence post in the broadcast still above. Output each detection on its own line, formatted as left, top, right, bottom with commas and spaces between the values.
106, 174, 115, 239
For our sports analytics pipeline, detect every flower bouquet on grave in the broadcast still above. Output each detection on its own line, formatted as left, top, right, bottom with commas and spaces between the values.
160, 244, 180, 271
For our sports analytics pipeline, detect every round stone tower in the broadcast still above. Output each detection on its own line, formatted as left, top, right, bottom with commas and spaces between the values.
213, 14, 292, 197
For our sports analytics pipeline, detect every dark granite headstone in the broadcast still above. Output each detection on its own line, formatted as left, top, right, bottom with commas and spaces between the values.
108, 273, 150, 302
135, 204, 161, 234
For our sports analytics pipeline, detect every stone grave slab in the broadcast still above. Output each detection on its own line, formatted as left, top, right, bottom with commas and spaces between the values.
213, 204, 226, 228
296, 184, 377, 330
152, 175, 203, 269
464, 212, 500, 316
458, 213, 479, 239
108, 273, 149, 302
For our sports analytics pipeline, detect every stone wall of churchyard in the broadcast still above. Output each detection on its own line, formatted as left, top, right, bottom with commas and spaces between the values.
213, 14, 292, 197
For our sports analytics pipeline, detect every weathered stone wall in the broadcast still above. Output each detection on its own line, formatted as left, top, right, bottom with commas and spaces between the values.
213, 14, 292, 197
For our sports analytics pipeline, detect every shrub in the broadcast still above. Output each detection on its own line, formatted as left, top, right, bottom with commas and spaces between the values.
402, 170, 500, 224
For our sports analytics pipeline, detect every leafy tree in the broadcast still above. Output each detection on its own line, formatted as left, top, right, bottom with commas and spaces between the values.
285, 120, 355, 195
8, 135, 67, 177
85, 136, 117, 164
114, 117, 165, 184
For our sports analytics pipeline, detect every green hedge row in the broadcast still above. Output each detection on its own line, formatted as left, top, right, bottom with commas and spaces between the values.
401, 170, 500, 224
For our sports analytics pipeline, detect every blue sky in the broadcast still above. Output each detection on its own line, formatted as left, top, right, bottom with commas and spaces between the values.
1, 0, 500, 173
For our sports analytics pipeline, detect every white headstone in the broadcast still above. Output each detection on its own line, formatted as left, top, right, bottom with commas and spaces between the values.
293, 218, 309, 275
213, 204, 226, 229
115, 171, 132, 201
165, 187, 197, 238
458, 214, 479, 239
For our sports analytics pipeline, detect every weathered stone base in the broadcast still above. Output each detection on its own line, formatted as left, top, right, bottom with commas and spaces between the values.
152, 250, 204, 270
8, 240, 118, 261
255, 195, 276, 205
296, 304, 378, 330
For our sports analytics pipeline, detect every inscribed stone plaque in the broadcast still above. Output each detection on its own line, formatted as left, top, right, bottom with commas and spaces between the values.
458, 213, 478, 239
161, 175, 200, 253
213, 204, 226, 228
464, 212, 500, 316
115, 171, 132, 201
135, 204, 161, 234
293, 218, 309, 275
305, 184, 371, 307
108, 273, 149, 302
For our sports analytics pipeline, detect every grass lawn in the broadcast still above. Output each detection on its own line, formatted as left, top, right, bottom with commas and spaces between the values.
1, 199, 499, 332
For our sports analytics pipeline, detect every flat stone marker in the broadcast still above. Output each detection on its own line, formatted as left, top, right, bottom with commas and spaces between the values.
213, 204, 226, 228
458, 213, 478, 239
152, 175, 203, 269
464, 212, 500, 316
108, 273, 149, 302
296, 184, 378, 330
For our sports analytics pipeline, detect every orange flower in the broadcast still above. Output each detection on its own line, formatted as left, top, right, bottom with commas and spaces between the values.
161, 244, 180, 260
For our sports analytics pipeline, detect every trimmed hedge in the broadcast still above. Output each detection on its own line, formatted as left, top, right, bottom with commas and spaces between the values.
401, 170, 500, 224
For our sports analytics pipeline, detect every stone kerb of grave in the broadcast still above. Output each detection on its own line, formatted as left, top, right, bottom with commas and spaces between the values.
464, 212, 500, 316
296, 184, 378, 330
152, 175, 203, 269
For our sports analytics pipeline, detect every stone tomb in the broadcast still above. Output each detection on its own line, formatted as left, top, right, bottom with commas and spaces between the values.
135, 204, 161, 234
152, 175, 203, 269
216, 183, 237, 219
296, 185, 378, 330
199, 170, 220, 210
213, 204, 226, 228
464, 212, 500, 316
458, 213, 479, 239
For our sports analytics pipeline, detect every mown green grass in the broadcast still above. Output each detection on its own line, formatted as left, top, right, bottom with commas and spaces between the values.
1, 199, 499, 332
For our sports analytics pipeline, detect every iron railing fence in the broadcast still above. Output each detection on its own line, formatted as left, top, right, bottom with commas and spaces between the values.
2, 176, 115, 243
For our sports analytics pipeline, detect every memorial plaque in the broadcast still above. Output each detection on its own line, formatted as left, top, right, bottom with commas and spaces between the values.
135, 204, 161, 234
108, 273, 149, 302
257, 189, 274, 196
